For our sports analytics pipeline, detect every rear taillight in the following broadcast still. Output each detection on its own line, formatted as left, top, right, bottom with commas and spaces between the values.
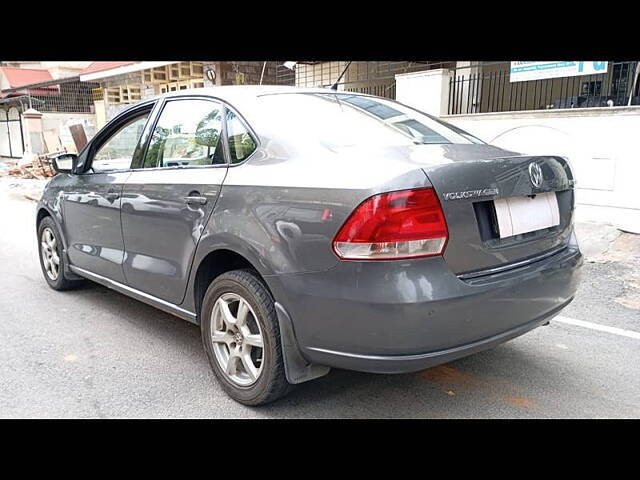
332, 187, 448, 260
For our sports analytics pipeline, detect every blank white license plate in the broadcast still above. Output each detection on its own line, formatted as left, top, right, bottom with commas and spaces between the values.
493, 192, 560, 238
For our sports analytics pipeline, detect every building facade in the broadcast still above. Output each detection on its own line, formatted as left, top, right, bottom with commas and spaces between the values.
391, 61, 640, 232
0, 61, 286, 159
80, 61, 284, 127
2, 59, 638, 231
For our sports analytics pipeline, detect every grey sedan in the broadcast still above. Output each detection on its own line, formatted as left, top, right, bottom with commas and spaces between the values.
36, 86, 582, 405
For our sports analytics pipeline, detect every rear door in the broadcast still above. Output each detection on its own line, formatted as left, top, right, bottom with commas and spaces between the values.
120, 97, 228, 304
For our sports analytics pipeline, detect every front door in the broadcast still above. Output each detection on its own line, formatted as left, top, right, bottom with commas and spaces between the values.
121, 98, 228, 305
63, 108, 152, 283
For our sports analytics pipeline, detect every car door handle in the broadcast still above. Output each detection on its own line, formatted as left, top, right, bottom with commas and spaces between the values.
184, 196, 208, 205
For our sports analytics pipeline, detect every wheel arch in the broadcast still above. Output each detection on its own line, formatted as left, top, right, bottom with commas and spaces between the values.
35, 204, 83, 282
191, 246, 329, 385
36, 206, 51, 226
192, 248, 276, 323
36, 205, 68, 251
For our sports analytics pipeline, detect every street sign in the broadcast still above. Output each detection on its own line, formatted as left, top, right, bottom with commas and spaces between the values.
510, 61, 608, 82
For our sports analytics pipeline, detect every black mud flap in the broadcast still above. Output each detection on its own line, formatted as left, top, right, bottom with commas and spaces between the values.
62, 249, 84, 281
274, 302, 330, 384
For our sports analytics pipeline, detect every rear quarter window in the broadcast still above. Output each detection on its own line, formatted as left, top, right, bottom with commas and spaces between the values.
226, 109, 257, 163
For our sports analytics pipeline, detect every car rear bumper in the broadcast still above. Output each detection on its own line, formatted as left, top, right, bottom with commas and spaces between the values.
302, 299, 571, 373
266, 237, 582, 374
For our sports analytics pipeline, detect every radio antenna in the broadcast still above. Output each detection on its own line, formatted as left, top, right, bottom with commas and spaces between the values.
330, 61, 352, 90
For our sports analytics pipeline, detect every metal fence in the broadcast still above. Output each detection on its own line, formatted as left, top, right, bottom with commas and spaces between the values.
275, 63, 296, 86
448, 61, 640, 115
30, 79, 100, 113
1, 77, 100, 114
282, 61, 453, 99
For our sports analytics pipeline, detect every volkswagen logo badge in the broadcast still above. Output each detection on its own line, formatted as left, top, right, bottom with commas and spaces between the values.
529, 162, 543, 188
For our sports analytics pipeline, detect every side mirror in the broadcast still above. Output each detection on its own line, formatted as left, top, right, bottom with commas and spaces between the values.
51, 153, 77, 174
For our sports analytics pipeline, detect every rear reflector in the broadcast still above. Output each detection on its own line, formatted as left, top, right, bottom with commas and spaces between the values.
333, 187, 448, 260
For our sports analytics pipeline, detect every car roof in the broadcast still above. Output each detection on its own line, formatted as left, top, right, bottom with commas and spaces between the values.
109, 85, 382, 133
156, 85, 374, 103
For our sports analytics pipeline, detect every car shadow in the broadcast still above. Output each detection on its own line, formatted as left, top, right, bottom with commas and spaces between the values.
259, 343, 577, 418
59, 281, 572, 418
59, 280, 203, 353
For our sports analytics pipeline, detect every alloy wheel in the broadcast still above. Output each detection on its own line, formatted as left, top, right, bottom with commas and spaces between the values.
41, 227, 60, 281
210, 292, 265, 386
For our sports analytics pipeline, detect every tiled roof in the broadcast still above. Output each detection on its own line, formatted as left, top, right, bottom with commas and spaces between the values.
80, 61, 136, 75
0, 67, 53, 88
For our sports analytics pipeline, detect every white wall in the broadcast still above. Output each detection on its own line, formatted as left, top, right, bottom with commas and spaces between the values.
442, 107, 640, 232
40, 113, 97, 153
396, 69, 453, 116
396, 67, 640, 231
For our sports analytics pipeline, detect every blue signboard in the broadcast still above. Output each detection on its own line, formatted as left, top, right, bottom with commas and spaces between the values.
510, 62, 608, 82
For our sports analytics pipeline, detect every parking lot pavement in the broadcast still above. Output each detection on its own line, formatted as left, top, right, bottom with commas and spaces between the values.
1, 187, 639, 418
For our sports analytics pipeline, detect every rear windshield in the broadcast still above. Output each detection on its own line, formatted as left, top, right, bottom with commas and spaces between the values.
256, 93, 484, 148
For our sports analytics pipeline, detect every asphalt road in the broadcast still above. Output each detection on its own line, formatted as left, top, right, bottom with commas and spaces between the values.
1, 184, 639, 418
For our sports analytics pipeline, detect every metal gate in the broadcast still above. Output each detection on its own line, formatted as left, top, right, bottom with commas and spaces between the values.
448, 61, 640, 115
0, 107, 24, 158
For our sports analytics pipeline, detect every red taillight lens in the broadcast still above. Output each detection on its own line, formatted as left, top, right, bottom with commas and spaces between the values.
333, 187, 448, 260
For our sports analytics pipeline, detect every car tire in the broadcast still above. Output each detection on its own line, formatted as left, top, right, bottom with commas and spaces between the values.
37, 216, 83, 291
201, 269, 291, 406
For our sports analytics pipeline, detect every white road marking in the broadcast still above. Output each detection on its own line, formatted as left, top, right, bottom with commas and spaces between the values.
554, 315, 640, 340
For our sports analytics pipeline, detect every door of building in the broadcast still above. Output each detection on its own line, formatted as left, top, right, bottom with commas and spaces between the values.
0, 107, 24, 158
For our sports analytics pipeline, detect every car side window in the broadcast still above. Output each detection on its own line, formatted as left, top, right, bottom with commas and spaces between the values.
143, 99, 225, 168
226, 109, 257, 164
92, 114, 150, 172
